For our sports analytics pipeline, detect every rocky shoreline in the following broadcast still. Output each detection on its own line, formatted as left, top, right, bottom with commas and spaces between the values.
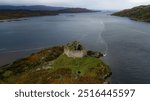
0, 41, 111, 84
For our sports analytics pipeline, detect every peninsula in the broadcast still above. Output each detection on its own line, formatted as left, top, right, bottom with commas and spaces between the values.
0, 41, 111, 84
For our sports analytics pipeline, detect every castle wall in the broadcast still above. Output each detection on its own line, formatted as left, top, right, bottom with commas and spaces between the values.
64, 48, 87, 58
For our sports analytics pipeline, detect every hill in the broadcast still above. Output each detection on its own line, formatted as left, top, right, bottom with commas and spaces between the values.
112, 5, 150, 22
0, 41, 111, 84
0, 10, 58, 20
57, 8, 94, 13
0, 5, 66, 11
0, 5, 95, 20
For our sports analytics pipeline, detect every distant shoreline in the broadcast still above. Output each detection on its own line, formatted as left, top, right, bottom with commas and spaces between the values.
112, 5, 150, 23
0, 10, 58, 20
0, 8, 96, 20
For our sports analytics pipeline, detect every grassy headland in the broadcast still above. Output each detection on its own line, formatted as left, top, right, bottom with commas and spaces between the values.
112, 5, 150, 22
0, 41, 111, 84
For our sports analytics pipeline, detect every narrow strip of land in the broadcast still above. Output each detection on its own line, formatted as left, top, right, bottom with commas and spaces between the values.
0, 10, 58, 20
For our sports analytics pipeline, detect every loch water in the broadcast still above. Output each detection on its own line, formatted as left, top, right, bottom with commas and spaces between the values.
0, 12, 150, 83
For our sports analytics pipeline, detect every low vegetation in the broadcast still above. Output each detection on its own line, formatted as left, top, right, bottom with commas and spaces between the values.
0, 10, 58, 20
112, 5, 150, 22
0, 8, 95, 20
0, 42, 111, 84
0, 46, 64, 83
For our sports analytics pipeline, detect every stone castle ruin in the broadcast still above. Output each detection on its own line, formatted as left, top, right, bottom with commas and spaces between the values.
64, 41, 87, 58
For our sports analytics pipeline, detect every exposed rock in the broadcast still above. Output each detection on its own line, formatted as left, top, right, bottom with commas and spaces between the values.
87, 50, 103, 58
42, 61, 54, 70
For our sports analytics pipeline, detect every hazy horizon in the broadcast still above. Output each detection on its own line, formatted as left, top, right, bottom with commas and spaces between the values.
0, 0, 149, 10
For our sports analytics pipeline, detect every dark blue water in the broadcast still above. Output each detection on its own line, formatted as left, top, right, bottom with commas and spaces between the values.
0, 12, 150, 83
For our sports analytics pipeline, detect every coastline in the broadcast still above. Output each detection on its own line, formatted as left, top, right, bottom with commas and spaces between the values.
112, 5, 150, 23
0, 10, 59, 20
0, 41, 111, 84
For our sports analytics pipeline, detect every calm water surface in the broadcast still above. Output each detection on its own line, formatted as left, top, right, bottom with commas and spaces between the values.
0, 12, 150, 83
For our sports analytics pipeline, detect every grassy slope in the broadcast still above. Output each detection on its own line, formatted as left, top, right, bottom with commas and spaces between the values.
0, 46, 64, 83
112, 5, 150, 22
0, 46, 110, 84
51, 54, 110, 83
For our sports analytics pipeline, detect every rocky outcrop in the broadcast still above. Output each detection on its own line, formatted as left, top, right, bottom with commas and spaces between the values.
87, 50, 103, 58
